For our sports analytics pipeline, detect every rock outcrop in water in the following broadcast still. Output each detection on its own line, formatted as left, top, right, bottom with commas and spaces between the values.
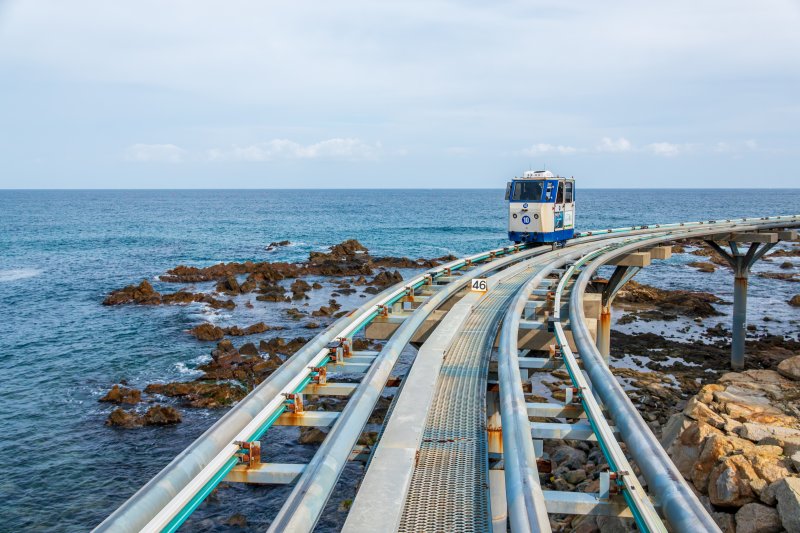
139, 337, 310, 411
188, 322, 281, 341
103, 279, 235, 309
106, 405, 182, 428
99, 384, 141, 405
614, 280, 723, 320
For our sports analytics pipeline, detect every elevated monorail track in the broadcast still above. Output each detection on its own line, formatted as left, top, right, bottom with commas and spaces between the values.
97, 215, 800, 533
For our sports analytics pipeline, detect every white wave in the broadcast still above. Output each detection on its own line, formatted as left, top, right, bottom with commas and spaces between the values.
0, 268, 42, 282
174, 362, 204, 377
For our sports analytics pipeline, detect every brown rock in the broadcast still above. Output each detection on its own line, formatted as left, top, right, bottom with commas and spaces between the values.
688, 261, 717, 273
189, 323, 225, 341
141, 405, 182, 425
106, 408, 143, 428
693, 434, 740, 493
614, 280, 723, 318
370, 270, 403, 287
708, 455, 760, 507
683, 397, 725, 429
239, 342, 259, 356
145, 382, 246, 408
777, 355, 800, 381
789, 294, 800, 307
103, 280, 161, 305
298, 427, 328, 444
225, 513, 248, 527
215, 275, 241, 295
100, 384, 142, 405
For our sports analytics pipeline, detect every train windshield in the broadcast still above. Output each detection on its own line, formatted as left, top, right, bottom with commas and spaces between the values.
511, 181, 544, 202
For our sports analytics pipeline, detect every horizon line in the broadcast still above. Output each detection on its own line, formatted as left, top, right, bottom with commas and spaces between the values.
3, 187, 800, 191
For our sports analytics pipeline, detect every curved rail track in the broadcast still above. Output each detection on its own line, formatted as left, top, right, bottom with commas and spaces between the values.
96, 215, 800, 533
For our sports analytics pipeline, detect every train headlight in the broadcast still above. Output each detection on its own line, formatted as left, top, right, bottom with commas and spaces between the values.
512, 213, 517, 219
534, 214, 539, 220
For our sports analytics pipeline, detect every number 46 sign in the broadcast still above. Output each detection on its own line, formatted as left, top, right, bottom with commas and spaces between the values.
470, 278, 488, 293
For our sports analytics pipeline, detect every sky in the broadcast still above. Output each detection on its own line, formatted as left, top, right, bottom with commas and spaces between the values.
0, 1, 798, 188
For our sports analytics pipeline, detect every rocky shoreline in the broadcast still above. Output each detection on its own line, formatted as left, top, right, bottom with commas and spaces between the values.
101, 239, 420, 428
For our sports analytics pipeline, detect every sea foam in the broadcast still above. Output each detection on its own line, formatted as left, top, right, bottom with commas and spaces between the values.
0, 268, 42, 282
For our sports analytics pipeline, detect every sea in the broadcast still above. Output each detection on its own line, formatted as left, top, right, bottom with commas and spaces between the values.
1, 189, 799, 532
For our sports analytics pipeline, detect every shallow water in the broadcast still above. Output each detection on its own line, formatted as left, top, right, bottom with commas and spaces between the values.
0, 188, 799, 531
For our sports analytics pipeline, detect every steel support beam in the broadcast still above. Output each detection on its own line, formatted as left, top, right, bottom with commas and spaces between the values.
542, 491, 633, 517
224, 463, 305, 485
705, 239, 777, 370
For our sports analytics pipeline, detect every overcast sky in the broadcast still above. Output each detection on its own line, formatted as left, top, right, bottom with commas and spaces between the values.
1, 1, 798, 188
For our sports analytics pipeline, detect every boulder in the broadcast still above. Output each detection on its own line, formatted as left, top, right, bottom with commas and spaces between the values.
550, 445, 587, 470
215, 275, 241, 295
266, 240, 290, 250
774, 477, 800, 532
734, 503, 782, 533
777, 355, 800, 381
141, 405, 182, 425
298, 427, 328, 445
189, 323, 225, 341
683, 397, 725, 429
99, 384, 142, 405
748, 453, 792, 486
688, 261, 717, 273
708, 455, 760, 507
739, 422, 800, 443
239, 342, 259, 357
105, 405, 181, 427
692, 434, 748, 492
370, 270, 403, 287
226, 513, 248, 527
103, 280, 161, 305
789, 294, 800, 307
712, 512, 736, 533
106, 408, 142, 428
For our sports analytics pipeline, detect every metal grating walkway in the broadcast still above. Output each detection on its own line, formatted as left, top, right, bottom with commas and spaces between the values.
398, 266, 540, 533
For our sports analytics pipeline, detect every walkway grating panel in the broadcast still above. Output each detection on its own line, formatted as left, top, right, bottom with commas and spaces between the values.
398, 266, 539, 533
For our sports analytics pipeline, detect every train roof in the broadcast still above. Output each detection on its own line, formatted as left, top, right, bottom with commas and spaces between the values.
516, 170, 573, 180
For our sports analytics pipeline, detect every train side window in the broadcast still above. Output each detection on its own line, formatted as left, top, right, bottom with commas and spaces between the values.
556, 182, 564, 203
505, 182, 511, 200
565, 182, 573, 203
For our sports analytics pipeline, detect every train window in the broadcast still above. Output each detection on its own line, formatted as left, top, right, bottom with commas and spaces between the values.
565, 182, 573, 203
556, 182, 564, 203
505, 182, 511, 200
511, 181, 544, 201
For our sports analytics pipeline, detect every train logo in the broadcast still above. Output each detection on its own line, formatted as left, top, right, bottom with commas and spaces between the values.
505, 170, 576, 245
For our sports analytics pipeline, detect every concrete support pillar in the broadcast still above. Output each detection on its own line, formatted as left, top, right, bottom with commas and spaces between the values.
597, 304, 611, 362
732, 272, 748, 371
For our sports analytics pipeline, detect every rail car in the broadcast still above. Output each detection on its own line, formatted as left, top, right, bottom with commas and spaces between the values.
506, 170, 575, 245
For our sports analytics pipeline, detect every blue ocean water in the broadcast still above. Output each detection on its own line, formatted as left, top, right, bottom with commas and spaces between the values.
0, 189, 799, 531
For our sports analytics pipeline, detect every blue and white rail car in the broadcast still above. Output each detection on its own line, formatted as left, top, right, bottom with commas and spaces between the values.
506, 170, 576, 244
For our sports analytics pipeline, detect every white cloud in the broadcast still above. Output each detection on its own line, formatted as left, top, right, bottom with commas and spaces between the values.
124, 143, 186, 163
596, 137, 632, 152
520, 143, 578, 156
646, 142, 682, 157
207, 138, 384, 162
715, 139, 759, 153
